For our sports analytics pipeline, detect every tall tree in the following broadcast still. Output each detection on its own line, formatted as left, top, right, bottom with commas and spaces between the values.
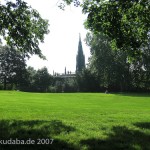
129, 37, 150, 91
63, 0, 150, 59
0, 0, 49, 58
83, 0, 150, 59
86, 32, 150, 91
86, 32, 131, 91
21, 66, 37, 91
0, 45, 27, 90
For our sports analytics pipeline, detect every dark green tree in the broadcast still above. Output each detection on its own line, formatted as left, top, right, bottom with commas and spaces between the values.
0, 45, 27, 90
23, 66, 37, 91
0, 0, 49, 58
33, 67, 52, 92
83, 0, 150, 59
86, 32, 150, 92
86, 32, 131, 91
76, 68, 100, 92
58, 0, 81, 10
63, 0, 150, 59
129, 38, 150, 91
142, 36, 150, 90
63, 78, 78, 92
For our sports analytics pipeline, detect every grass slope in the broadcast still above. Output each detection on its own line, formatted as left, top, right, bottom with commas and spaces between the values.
0, 91, 150, 150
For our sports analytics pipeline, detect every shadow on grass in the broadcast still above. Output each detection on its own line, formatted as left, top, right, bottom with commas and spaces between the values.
114, 93, 150, 97
134, 122, 150, 130
81, 124, 150, 150
1, 120, 150, 150
0, 120, 77, 150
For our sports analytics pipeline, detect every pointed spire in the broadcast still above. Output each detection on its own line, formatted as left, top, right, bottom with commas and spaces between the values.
65, 67, 66, 75
76, 33, 85, 73
79, 33, 81, 41
78, 33, 83, 53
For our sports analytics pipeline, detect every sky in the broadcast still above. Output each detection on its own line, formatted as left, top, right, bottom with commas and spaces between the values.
23, 0, 91, 74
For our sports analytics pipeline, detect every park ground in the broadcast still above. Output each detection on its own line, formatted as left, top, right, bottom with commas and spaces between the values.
0, 91, 150, 150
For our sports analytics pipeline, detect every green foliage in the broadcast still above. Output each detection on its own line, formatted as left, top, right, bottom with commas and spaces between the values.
22, 66, 37, 91
58, 0, 81, 10
49, 77, 77, 93
63, 78, 78, 92
33, 67, 53, 92
86, 32, 150, 91
86, 32, 130, 91
0, 0, 49, 58
0, 45, 28, 90
63, 0, 150, 59
82, 0, 150, 59
76, 68, 100, 92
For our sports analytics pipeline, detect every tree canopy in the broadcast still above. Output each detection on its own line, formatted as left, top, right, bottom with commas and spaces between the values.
64, 0, 150, 59
34, 67, 52, 92
84, 0, 150, 59
86, 32, 150, 91
0, 0, 49, 58
0, 45, 28, 90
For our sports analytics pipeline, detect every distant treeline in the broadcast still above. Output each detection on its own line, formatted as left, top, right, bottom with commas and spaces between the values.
0, 39, 150, 93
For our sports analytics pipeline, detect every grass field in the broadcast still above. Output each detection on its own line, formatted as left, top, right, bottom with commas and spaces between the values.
0, 91, 150, 150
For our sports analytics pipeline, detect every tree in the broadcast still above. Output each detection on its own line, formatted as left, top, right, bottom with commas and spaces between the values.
83, 0, 150, 59
63, 78, 78, 92
0, 45, 27, 90
33, 67, 52, 92
76, 68, 100, 92
86, 32, 131, 92
58, 0, 81, 10
22, 66, 37, 91
86, 32, 150, 92
129, 37, 150, 91
142, 37, 150, 90
0, 0, 49, 58
63, 0, 150, 59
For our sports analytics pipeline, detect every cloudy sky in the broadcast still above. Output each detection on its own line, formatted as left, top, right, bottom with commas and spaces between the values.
23, 0, 91, 74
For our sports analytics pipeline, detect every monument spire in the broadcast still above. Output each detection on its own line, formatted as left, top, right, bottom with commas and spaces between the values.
76, 34, 85, 73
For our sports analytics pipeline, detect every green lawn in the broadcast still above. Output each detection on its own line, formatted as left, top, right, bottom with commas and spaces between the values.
0, 91, 150, 150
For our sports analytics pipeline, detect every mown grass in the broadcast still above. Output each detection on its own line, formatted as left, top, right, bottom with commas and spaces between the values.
0, 91, 150, 150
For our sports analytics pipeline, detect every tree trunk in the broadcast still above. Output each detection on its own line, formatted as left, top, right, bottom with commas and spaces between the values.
3, 76, 6, 90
